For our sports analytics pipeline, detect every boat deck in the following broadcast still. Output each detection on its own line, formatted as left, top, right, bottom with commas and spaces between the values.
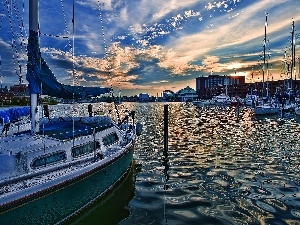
0, 116, 114, 155
0, 133, 60, 155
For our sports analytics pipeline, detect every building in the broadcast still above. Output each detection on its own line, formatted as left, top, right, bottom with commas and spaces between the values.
196, 75, 300, 99
0, 84, 29, 105
176, 86, 198, 102
10, 84, 29, 96
138, 93, 150, 102
0, 92, 14, 105
196, 75, 245, 99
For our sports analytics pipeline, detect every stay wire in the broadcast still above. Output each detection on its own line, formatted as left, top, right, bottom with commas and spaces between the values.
97, 1, 121, 124
5, 0, 22, 80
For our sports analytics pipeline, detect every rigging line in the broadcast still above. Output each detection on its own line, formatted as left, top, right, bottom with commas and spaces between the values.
10, 0, 26, 60
97, 1, 121, 124
0, 1, 6, 30
11, 0, 26, 82
11, 0, 27, 73
5, 0, 21, 79
72, 0, 75, 147
60, 0, 72, 53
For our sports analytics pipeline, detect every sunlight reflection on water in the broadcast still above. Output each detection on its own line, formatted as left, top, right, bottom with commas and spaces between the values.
117, 102, 300, 225
4, 102, 297, 224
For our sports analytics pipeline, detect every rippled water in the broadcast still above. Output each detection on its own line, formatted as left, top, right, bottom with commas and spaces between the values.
3, 102, 299, 225
114, 102, 300, 225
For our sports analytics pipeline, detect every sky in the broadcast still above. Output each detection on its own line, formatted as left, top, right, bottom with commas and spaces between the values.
0, 0, 299, 96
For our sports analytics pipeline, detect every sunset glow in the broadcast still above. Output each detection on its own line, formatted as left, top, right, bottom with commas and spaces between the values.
0, 0, 299, 96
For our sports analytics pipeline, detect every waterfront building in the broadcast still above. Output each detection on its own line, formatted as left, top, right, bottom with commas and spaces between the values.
176, 86, 198, 102
196, 75, 245, 99
138, 93, 150, 102
9, 84, 29, 95
0, 91, 14, 104
196, 75, 300, 99
0, 84, 29, 105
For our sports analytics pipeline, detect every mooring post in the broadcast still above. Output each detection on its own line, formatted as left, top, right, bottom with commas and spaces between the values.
163, 104, 168, 156
88, 104, 93, 117
236, 97, 240, 120
281, 97, 285, 118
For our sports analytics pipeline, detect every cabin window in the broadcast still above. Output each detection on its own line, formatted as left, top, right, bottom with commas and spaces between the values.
31, 151, 66, 169
102, 132, 119, 147
71, 141, 100, 158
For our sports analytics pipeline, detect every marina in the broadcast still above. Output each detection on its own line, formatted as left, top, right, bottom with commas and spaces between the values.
1, 101, 300, 224
0, 0, 300, 224
124, 102, 300, 225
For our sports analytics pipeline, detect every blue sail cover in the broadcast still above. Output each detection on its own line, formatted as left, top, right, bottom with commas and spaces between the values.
0, 107, 30, 122
26, 31, 111, 99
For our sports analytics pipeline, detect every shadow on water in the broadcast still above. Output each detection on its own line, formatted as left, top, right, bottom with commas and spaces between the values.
62, 162, 138, 225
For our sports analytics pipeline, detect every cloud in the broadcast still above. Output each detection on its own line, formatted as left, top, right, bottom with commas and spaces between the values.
1, 0, 300, 96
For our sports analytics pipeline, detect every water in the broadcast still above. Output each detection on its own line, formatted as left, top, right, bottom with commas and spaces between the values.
2, 102, 300, 224
72, 102, 300, 225
129, 103, 300, 224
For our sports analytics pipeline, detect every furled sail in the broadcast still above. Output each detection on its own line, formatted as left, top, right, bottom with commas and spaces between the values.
26, 31, 111, 99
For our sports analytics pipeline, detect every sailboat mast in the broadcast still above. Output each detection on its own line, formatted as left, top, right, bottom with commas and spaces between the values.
28, 0, 40, 134
262, 13, 267, 98
291, 20, 296, 85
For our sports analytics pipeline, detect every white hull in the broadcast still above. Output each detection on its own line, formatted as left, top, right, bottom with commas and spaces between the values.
254, 105, 280, 115
0, 107, 141, 224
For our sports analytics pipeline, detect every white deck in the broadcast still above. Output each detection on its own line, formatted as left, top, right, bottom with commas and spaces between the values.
0, 134, 60, 155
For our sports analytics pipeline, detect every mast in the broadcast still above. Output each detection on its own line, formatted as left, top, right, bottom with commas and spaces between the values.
27, 0, 40, 134
291, 20, 296, 87
262, 13, 268, 98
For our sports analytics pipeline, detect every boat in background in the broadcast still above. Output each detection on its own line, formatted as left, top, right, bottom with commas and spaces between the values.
230, 96, 244, 107
254, 103, 280, 115
254, 14, 280, 116
244, 91, 259, 107
213, 93, 231, 105
0, 1, 142, 224
192, 99, 214, 107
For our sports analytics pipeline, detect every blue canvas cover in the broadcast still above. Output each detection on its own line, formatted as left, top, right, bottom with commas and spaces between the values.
0, 107, 30, 122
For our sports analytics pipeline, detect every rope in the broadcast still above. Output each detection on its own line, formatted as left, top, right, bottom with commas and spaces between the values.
60, 0, 72, 52
5, 0, 22, 80
97, 1, 121, 124
0, 1, 6, 30
11, 0, 27, 83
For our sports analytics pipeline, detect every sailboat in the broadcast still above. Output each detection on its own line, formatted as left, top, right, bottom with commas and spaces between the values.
254, 14, 280, 116
0, 1, 142, 224
212, 76, 231, 105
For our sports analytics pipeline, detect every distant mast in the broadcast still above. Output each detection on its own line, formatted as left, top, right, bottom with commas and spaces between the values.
27, 0, 40, 134
262, 13, 268, 98
291, 19, 296, 88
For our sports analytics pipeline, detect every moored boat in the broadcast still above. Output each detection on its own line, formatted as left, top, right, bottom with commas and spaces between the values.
230, 96, 244, 107
212, 93, 231, 105
254, 104, 280, 115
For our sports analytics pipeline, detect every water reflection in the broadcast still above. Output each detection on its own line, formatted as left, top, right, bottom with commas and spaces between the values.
63, 163, 137, 225
26, 102, 299, 224
118, 102, 300, 225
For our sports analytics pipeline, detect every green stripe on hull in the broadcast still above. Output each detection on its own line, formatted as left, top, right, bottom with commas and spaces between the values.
0, 147, 134, 225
